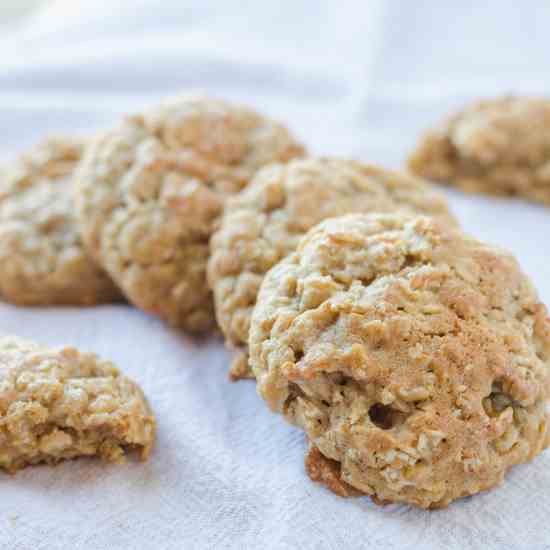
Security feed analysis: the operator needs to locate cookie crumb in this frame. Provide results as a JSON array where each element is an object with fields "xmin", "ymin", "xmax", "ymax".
[{"xmin": 228, "ymin": 350, "xmax": 254, "ymax": 382}]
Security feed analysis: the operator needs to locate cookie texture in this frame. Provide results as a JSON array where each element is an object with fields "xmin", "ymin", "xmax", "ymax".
[
  {"xmin": 249, "ymin": 213, "xmax": 550, "ymax": 508},
  {"xmin": 304, "ymin": 440, "xmax": 362, "ymax": 498},
  {"xmin": 75, "ymin": 94, "xmax": 304, "ymax": 331},
  {"xmin": 0, "ymin": 336, "xmax": 155, "ymax": 473},
  {"xmin": 208, "ymin": 159, "xmax": 457, "ymax": 378},
  {"xmin": 408, "ymin": 97, "xmax": 550, "ymax": 205},
  {"xmin": 0, "ymin": 138, "xmax": 121, "ymax": 306}
]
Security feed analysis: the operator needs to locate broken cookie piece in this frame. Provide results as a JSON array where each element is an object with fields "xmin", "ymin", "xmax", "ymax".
[
  {"xmin": 408, "ymin": 97, "xmax": 550, "ymax": 205},
  {"xmin": 0, "ymin": 336, "xmax": 155, "ymax": 473}
]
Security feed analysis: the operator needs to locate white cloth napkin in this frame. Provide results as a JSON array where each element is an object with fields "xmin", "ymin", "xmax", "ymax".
[{"xmin": 1, "ymin": 2, "xmax": 550, "ymax": 548}]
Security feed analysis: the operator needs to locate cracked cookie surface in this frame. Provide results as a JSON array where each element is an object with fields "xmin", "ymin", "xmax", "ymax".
[
  {"xmin": 249, "ymin": 213, "xmax": 550, "ymax": 508},
  {"xmin": 0, "ymin": 138, "xmax": 121, "ymax": 306},
  {"xmin": 408, "ymin": 97, "xmax": 550, "ymax": 205},
  {"xmin": 74, "ymin": 94, "xmax": 304, "ymax": 332},
  {"xmin": 208, "ymin": 159, "xmax": 457, "ymax": 378},
  {"xmin": 0, "ymin": 336, "xmax": 155, "ymax": 473}
]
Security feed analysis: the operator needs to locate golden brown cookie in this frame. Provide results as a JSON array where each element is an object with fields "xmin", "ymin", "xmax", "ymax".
[
  {"xmin": 408, "ymin": 97, "xmax": 550, "ymax": 205},
  {"xmin": 249, "ymin": 213, "xmax": 550, "ymax": 508},
  {"xmin": 208, "ymin": 159, "xmax": 457, "ymax": 379},
  {"xmin": 75, "ymin": 94, "xmax": 304, "ymax": 332},
  {"xmin": 0, "ymin": 336, "xmax": 155, "ymax": 473},
  {"xmin": 0, "ymin": 138, "xmax": 121, "ymax": 306}
]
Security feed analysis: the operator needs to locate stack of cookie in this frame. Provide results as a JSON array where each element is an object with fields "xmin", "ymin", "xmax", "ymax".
[{"xmin": 1, "ymin": 93, "xmax": 549, "ymax": 510}]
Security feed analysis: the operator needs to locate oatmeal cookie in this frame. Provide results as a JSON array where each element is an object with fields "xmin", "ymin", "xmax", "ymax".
[
  {"xmin": 249, "ymin": 213, "xmax": 550, "ymax": 508},
  {"xmin": 208, "ymin": 159, "xmax": 457, "ymax": 379},
  {"xmin": 74, "ymin": 94, "xmax": 304, "ymax": 332},
  {"xmin": 0, "ymin": 336, "xmax": 155, "ymax": 473},
  {"xmin": 0, "ymin": 138, "xmax": 121, "ymax": 306},
  {"xmin": 408, "ymin": 97, "xmax": 550, "ymax": 205}
]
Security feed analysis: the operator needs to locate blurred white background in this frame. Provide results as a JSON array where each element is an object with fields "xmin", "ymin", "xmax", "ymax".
[
  {"xmin": 1, "ymin": 3, "xmax": 550, "ymax": 550},
  {"xmin": 0, "ymin": 0, "xmax": 47, "ymax": 24}
]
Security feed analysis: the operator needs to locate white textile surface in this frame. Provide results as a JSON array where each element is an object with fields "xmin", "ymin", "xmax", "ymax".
[{"xmin": 1, "ymin": 2, "xmax": 550, "ymax": 549}]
